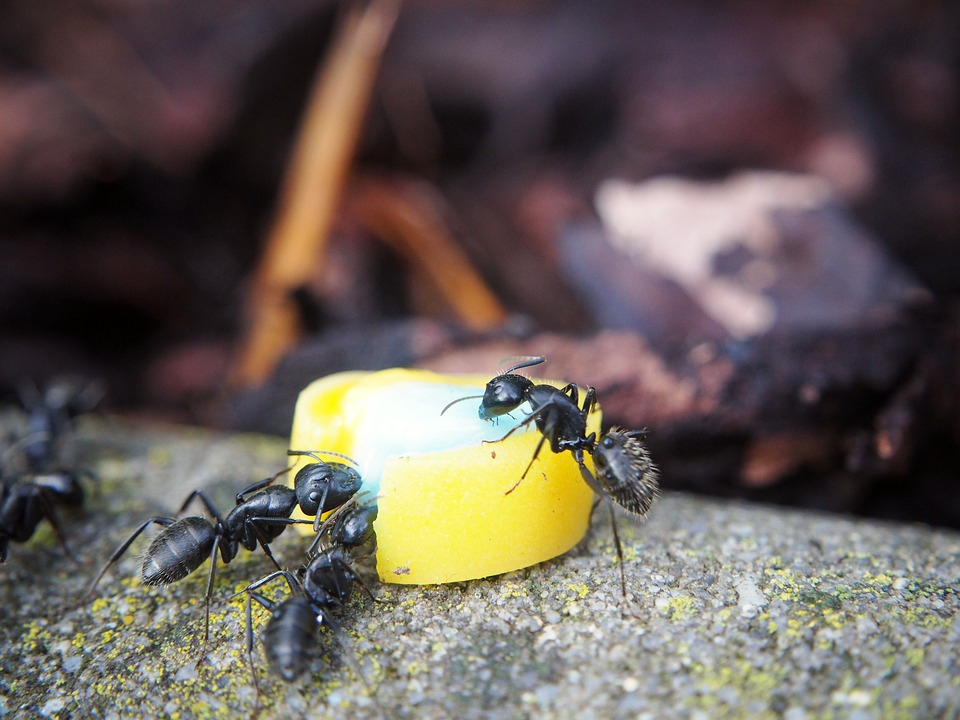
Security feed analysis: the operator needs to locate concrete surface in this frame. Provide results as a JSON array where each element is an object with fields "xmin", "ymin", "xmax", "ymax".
[{"xmin": 1, "ymin": 413, "xmax": 958, "ymax": 719}]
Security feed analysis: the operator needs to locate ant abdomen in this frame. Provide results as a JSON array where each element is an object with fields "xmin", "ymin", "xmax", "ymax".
[
  {"xmin": 291, "ymin": 456, "xmax": 363, "ymax": 517},
  {"xmin": 593, "ymin": 428, "xmax": 660, "ymax": 517},
  {"xmin": 261, "ymin": 595, "xmax": 321, "ymax": 682},
  {"xmin": 141, "ymin": 517, "xmax": 218, "ymax": 586}
]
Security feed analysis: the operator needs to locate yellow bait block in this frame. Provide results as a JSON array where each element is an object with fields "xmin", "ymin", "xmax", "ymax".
[{"xmin": 289, "ymin": 368, "xmax": 600, "ymax": 584}]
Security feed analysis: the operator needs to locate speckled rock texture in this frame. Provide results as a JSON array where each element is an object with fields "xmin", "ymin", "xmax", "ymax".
[{"xmin": 1, "ymin": 414, "xmax": 958, "ymax": 719}]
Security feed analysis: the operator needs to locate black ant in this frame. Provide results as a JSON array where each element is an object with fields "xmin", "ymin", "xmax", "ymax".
[
  {"xmin": 469, "ymin": 358, "xmax": 599, "ymax": 494},
  {"xmin": 445, "ymin": 358, "xmax": 661, "ymax": 600},
  {"xmin": 500, "ymin": 391, "xmax": 660, "ymax": 600},
  {"xmin": 442, "ymin": 356, "xmax": 599, "ymax": 491},
  {"xmin": 0, "ymin": 469, "xmax": 87, "ymax": 563},
  {"xmin": 82, "ymin": 450, "xmax": 364, "ymax": 642},
  {"xmin": 0, "ymin": 378, "xmax": 101, "ymax": 562},
  {"xmin": 499, "ymin": 381, "xmax": 598, "ymax": 493},
  {"xmin": 241, "ymin": 544, "xmax": 379, "ymax": 681},
  {"xmin": 302, "ymin": 491, "xmax": 378, "ymax": 560},
  {"xmin": 236, "ymin": 496, "xmax": 384, "ymax": 714}
]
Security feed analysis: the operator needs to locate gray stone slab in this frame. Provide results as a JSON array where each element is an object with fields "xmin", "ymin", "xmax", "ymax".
[{"xmin": 1, "ymin": 414, "xmax": 958, "ymax": 719}]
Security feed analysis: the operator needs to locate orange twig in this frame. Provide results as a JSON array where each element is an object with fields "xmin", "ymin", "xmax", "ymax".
[
  {"xmin": 230, "ymin": 0, "xmax": 400, "ymax": 388},
  {"xmin": 347, "ymin": 175, "xmax": 508, "ymax": 329}
]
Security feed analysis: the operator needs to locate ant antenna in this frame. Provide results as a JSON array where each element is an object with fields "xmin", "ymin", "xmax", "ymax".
[
  {"xmin": 287, "ymin": 449, "xmax": 359, "ymax": 467},
  {"xmin": 497, "ymin": 356, "xmax": 546, "ymax": 375},
  {"xmin": 439, "ymin": 394, "xmax": 484, "ymax": 416}
]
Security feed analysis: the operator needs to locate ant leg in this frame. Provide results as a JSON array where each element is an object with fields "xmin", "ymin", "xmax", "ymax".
[
  {"xmin": 197, "ymin": 534, "xmax": 222, "ymax": 653},
  {"xmin": 236, "ymin": 466, "xmax": 295, "ymax": 504},
  {"xmin": 578, "ymin": 462, "xmax": 606, "ymax": 520},
  {"xmin": 580, "ymin": 462, "xmax": 638, "ymax": 609},
  {"xmin": 588, "ymin": 495, "xmax": 603, "ymax": 524},
  {"xmin": 331, "ymin": 556, "xmax": 389, "ymax": 606},
  {"xmin": 243, "ymin": 517, "xmax": 303, "ymax": 572},
  {"xmin": 80, "ymin": 516, "xmax": 176, "ymax": 602},
  {"xmin": 32, "ymin": 492, "xmax": 79, "ymax": 562},
  {"xmin": 248, "ymin": 591, "xmax": 280, "ymax": 612},
  {"xmin": 249, "ymin": 570, "xmax": 299, "ymax": 596},
  {"xmin": 249, "ymin": 517, "xmax": 311, "ymax": 531},
  {"xmin": 606, "ymin": 502, "xmax": 640, "ymax": 618},
  {"xmin": 249, "ymin": 516, "xmax": 313, "ymax": 545},
  {"xmin": 230, "ymin": 570, "xmax": 299, "ymax": 607},
  {"xmin": 307, "ymin": 503, "xmax": 350, "ymax": 556},
  {"xmin": 355, "ymin": 574, "xmax": 390, "ymax": 606},
  {"xmin": 489, "ymin": 405, "xmax": 542, "ymax": 444},
  {"xmin": 311, "ymin": 483, "xmax": 333, "ymax": 534},
  {"xmin": 176, "ymin": 490, "xmax": 226, "ymax": 527},
  {"xmin": 244, "ymin": 593, "xmax": 264, "ymax": 714},
  {"xmin": 307, "ymin": 492, "xmax": 373, "ymax": 556},
  {"xmin": 580, "ymin": 387, "xmax": 597, "ymax": 418},
  {"xmin": 606, "ymin": 501, "xmax": 628, "ymax": 602},
  {"xmin": 504, "ymin": 433, "xmax": 549, "ymax": 495},
  {"xmin": 558, "ymin": 383, "xmax": 579, "ymax": 406},
  {"xmin": 578, "ymin": 461, "xmax": 606, "ymax": 497}
]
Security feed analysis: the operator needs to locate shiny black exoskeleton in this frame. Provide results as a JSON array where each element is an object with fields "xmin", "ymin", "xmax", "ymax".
[
  {"xmin": 236, "ymin": 490, "xmax": 382, "ymax": 705},
  {"xmin": 440, "ymin": 356, "xmax": 545, "ymax": 420},
  {"xmin": 304, "ymin": 491, "xmax": 379, "ymax": 560},
  {"xmin": 455, "ymin": 358, "xmax": 661, "ymax": 602},
  {"xmin": 285, "ymin": 450, "xmax": 364, "ymax": 532},
  {"xmin": 84, "ymin": 451, "xmax": 364, "ymax": 640},
  {"xmin": 443, "ymin": 356, "xmax": 600, "ymax": 492},
  {"xmin": 476, "ymin": 356, "xmax": 544, "ymax": 420},
  {"xmin": 494, "ymin": 380, "xmax": 599, "ymax": 494},
  {"xmin": 590, "ymin": 427, "xmax": 660, "ymax": 517},
  {"xmin": 84, "ymin": 480, "xmax": 291, "ymax": 641},
  {"xmin": 242, "ymin": 545, "xmax": 376, "ymax": 682},
  {"xmin": 0, "ymin": 378, "xmax": 101, "ymax": 562},
  {"xmin": 328, "ymin": 502, "xmax": 378, "ymax": 555},
  {"xmin": 468, "ymin": 360, "xmax": 660, "ymax": 516},
  {"xmin": 0, "ymin": 470, "xmax": 85, "ymax": 562},
  {"xmin": 583, "ymin": 426, "xmax": 660, "ymax": 600}
]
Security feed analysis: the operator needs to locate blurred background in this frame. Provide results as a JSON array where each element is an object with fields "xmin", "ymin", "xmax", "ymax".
[{"xmin": 1, "ymin": 1, "xmax": 958, "ymax": 526}]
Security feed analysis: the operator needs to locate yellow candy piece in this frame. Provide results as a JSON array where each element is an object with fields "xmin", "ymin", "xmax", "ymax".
[{"xmin": 288, "ymin": 368, "xmax": 600, "ymax": 584}]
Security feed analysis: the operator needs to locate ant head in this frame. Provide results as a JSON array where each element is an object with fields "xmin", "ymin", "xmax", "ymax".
[
  {"xmin": 333, "ymin": 503, "xmax": 378, "ymax": 548},
  {"xmin": 294, "ymin": 462, "xmax": 363, "ymax": 516},
  {"xmin": 479, "ymin": 375, "xmax": 531, "ymax": 419},
  {"xmin": 477, "ymin": 356, "xmax": 544, "ymax": 419}
]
